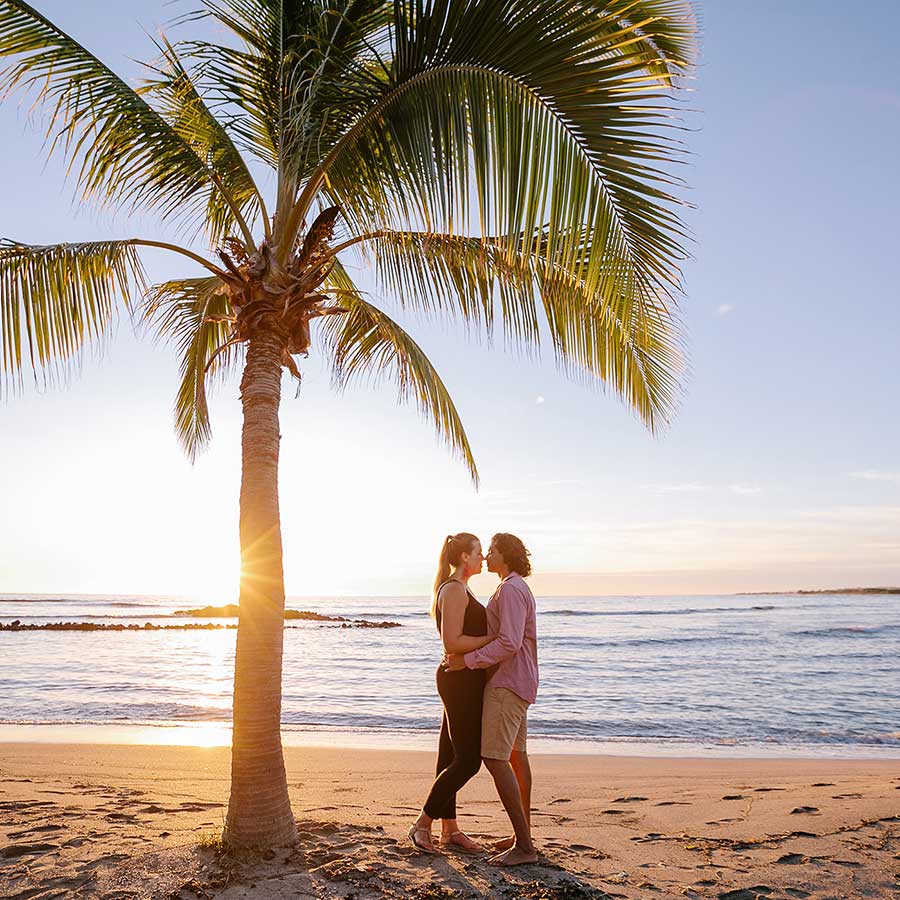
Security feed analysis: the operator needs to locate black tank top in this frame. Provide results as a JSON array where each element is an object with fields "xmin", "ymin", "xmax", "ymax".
[{"xmin": 435, "ymin": 580, "xmax": 487, "ymax": 638}]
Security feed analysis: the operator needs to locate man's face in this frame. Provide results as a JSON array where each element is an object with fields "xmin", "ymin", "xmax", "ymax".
[{"xmin": 486, "ymin": 543, "xmax": 505, "ymax": 574}]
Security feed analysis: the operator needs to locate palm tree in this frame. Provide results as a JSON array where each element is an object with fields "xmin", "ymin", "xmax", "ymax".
[{"xmin": 0, "ymin": 0, "xmax": 696, "ymax": 847}]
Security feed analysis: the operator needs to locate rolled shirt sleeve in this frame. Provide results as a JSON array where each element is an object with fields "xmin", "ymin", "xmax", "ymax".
[{"xmin": 463, "ymin": 582, "xmax": 526, "ymax": 669}]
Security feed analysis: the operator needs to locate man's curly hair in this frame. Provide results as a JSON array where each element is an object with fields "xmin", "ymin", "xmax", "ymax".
[{"xmin": 491, "ymin": 533, "xmax": 532, "ymax": 577}]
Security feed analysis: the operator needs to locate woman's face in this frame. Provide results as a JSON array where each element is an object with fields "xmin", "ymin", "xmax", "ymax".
[{"xmin": 461, "ymin": 540, "xmax": 484, "ymax": 577}]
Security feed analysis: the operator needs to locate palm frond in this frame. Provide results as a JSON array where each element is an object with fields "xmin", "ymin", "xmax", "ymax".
[
  {"xmin": 185, "ymin": 0, "xmax": 392, "ymax": 183},
  {"xmin": 0, "ymin": 0, "xmax": 253, "ymax": 239},
  {"xmin": 318, "ymin": 259, "xmax": 478, "ymax": 485},
  {"xmin": 142, "ymin": 276, "xmax": 239, "ymax": 461},
  {"xmin": 0, "ymin": 239, "xmax": 145, "ymax": 397},
  {"xmin": 357, "ymin": 228, "xmax": 682, "ymax": 430},
  {"xmin": 308, "ymin": 0, "xmax": 696, "ymax": 430},
  {"xmin": 138, "ymin": 37, "xmax": 266, "ymax": 246}
]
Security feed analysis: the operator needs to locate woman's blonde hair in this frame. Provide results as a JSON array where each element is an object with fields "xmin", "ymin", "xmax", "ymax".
[{"xmin": 431, "ymin": 532, "xmax": 479, "ymax": 617}]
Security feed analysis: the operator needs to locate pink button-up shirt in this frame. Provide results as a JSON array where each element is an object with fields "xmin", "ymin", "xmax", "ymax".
[{"xmin": 463, "ymin": 573, "xmax": 539, "ymax": 704}]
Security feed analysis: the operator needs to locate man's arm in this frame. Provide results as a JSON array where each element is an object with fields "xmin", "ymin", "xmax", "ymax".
[{"xmin": 462, "ymin": 584, "xmax": 527, "ymax": 669}]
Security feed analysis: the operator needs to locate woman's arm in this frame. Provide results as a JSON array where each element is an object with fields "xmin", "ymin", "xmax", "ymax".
[{"xmin": 439, "ymin": 585, "xmax": 493, "ymax": 655}]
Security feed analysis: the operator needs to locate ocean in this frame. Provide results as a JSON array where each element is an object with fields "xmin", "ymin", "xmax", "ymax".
[{"xmin": 1, "ymin": 592, "xmax": 898, "ymax": 756}]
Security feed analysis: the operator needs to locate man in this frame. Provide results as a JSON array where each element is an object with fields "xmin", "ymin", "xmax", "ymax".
[{"xmin": 444, "ymin": 532, "xmax": 539, "ymax": 866}]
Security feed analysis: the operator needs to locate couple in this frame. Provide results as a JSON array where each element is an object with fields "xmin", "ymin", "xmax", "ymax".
[{"xmin": 408, "ymin": 532, "xmax": 539, "ymax": 867}]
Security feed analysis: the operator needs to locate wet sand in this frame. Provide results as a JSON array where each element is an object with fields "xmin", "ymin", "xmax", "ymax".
[{"xmin": 0, "ymin": 742, "xmax": 898, "ymax": 899}]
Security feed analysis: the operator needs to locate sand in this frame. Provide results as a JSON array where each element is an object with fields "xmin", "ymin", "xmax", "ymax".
[{"xmin": 1, "ymin": 742, "xmax": 898, "ymax": 899}]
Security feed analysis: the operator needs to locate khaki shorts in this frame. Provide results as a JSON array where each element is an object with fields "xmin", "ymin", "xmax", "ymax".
[{"xmin": 481, "ymin": 686, "xmax": 529, "ymax": 760}]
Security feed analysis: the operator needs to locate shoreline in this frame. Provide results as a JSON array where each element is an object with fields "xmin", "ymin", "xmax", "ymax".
[
  {"xmin": 2, "ymin": 742, "xmax": 898, "ymax": 899},
  {"xmin": 2, "ymin": 722, "xmax": 900, "ymax": 760}
]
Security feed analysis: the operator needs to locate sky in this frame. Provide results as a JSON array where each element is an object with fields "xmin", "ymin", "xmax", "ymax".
[{"xmin": 1, "ymin": 1, "xmax": 899, "ymax": 600}]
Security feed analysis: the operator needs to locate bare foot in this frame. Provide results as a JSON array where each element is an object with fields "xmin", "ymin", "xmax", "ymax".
[
  {"xmin": 492, "ymin": 835, "xmax": 515, "ymax": 852},
  {"xmin": 440, "ymin": 830, "xmax": 484, "ymax": 853},
  {"xmin": 490, "ymin": 846, "xmax": 538, "ymax": 866}
]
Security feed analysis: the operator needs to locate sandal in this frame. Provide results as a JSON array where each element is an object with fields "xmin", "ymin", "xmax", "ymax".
[
  {"xmin": 439, "ymin": 830, "xmax": 484, "ymax": 854},
  {"xmin": 408, "ymin": 824, "xmax": 442, "ymax": 854}
]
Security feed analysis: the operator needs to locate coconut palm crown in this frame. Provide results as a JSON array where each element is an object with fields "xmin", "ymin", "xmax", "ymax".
[{"xmin": 0, "ymin": 0, "xmax": 696, "ymax": 848}]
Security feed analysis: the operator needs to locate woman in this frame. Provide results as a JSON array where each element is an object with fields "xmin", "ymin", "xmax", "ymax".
[{"xmin": 408, "ymin": 533, "xmax": 494, "ymax": 854}]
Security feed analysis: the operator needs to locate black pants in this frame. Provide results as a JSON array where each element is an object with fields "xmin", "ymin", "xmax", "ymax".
[{"xmin": 423, "ymin": 666, "xmax": 485, "ymax": 819}]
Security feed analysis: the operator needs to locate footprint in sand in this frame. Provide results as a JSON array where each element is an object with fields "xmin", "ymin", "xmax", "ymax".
[
  {"xmin": 0, "ymin": 800, "xmax": 55, "ymax": 811},
  {"xmin": 718, "ymin": 887, "xmax": 776, "ymax": 900},
  {"xmin": 0, "ymin": 842, "xmax": 59, "ymax": 859},
  {"xmin": 63, "ymin": 837, "xmax": 93, "ymax": 848},
  {"xmin": 7, "ymin": 823, "xmax": 64, "ymax": 838},
  {"xmin": 77, "ymin": 852, "xmax": 130, "ymax": 872}
]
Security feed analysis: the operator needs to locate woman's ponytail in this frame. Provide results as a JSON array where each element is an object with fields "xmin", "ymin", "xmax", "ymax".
[{"xmin": 431, "ymin": 535, "xmax": 454, "ymax": 617}]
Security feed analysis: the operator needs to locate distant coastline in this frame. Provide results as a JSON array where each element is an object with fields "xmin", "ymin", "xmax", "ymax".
[
  {"xmin": 174, "ymin": 604, "xmax": 400, "ymax": 626},
  {"xmin": 748, "ymin": 587, "xmax": 900, "ymax": 596}
]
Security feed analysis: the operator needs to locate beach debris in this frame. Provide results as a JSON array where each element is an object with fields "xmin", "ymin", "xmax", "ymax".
[
  {"xmin": 503, "ymin": 880, "xmax": 618, "ymax": 900},
  {"xmin": 406, "ymin": 887, "xmax": 468, "ymax": 899}
]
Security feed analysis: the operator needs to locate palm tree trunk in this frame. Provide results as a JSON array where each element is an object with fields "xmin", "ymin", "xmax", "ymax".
[{"xmin": 224, "ymin": 327, "xmax": 296, "ymax": 848}]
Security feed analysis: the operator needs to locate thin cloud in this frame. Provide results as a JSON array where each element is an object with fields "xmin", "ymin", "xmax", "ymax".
[
  {"xmin": 535, "ymin": 395, "xmax": 545, "ymax": 405},
  {"xmin": 730, "ymin": 484, "xmax": 762, "ymax": 496},
  {"xmin": 851, "ymin": 470, "xmax": 900, "ymax": 485},
  {"xmin": 716, "ymin": 303, "xmax": 734, "ymax": 316},
  {"xmin": 644, "ymin": 482, "xmax": 708, "ymax": 495}
]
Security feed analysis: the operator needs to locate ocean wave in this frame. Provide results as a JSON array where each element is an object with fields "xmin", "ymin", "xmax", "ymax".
[
  {"xmin": 539, "ymin": 605, "xmax": 776, "ymax": 618},
  {"xmin": 539, "ymin": 633, "xmax": 741, "ymax": 650},
  {"xmin": 0, "ymin": 597, "xmax": 156, "ymax": 607},
  {"xmin": 790, "ymin": 624, "xmax": 900, "ymax": 638}
]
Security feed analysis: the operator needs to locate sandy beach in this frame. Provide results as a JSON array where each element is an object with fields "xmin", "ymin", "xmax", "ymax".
[{"xmin": 1, "ymin": 743, "xmax": 898, "ymax": 899}]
